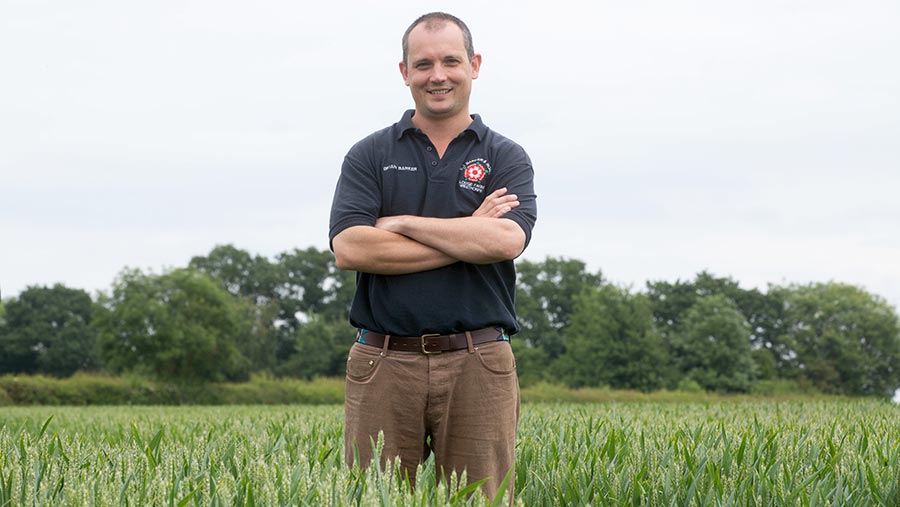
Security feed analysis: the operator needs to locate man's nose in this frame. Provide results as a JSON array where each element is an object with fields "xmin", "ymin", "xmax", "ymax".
[{"xmin": 430, "ymin": 64, "xmax": 448, "ymax": 82}]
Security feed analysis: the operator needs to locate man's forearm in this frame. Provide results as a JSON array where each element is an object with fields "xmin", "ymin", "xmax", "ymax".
[
  {"xmin": 332, "ymin": 189, "xmax": 522, "ymax": 273},
  {"xmin": 332, "ymin": 225, "xmax": 458, "ymax": 275},
  {"xmin": 376, "ymin": 215, "xmax": 526, "ymax": 264}
]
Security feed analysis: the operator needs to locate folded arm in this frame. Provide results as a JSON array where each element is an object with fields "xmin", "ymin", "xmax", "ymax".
[
  {"xmin": 332, "ymin": 226, "xmax": 457, "ymax": 274},
  {"xmin": 332, "ymin": 188, "xmax": 521, "ymax": 274},
  {"xmin": 375, "ymin": 215, "xmax": 525, "ymax": 264}
]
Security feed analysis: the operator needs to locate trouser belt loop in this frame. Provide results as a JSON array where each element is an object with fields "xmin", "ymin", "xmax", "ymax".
[
  {"xmin": 465, "ymin": 331, "xmax": 475, "ymax": 353},
  {"xmin": 382, "ymin": 334, "xmax": 391, "ymax": 356}
]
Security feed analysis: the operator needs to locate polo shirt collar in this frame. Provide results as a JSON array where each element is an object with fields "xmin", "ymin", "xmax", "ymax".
[{"xmin": 396, "ymin": 110, "xmax": 487, "ymax": 142}]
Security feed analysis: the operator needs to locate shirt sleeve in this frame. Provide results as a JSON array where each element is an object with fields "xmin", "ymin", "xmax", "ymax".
[
  {"xmin": 328, "ymin": 144, "xmax": 382, "ymax": 251},
  {"xmin": 487, "ymin": 146, "xmax": 537, "ymax": 251}
]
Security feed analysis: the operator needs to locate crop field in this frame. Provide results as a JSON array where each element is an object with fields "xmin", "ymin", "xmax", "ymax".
[{"xmin": 1, "ymin": 401, "xmax": 899, "ymax": 506}]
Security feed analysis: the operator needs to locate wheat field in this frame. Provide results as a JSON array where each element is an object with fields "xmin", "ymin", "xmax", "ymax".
[{"xmin": 1, "ymin": 401, "xmax": 898, "ymax": 506}]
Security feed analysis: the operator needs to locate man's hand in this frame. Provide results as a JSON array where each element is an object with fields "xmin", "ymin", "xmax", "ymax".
[
  {"xmin": 337, "ymin": 186, "xmax": 525, "ymax": 274},
  {"xmin": 472, "ymin": 187, "xmax": 519, "ymax": 218},
  {"xmin": 376, "ymin": 187, "xmax": 519, "ymax": 233},
  {"xmin": 372, "ymin": 186, "xmax": 525, "ymax": 264}
]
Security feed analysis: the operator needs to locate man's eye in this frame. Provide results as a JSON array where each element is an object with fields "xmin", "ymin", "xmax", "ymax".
[{"xmin": 416, "ymin": 63, "xmax": 431, "ymax": 69}]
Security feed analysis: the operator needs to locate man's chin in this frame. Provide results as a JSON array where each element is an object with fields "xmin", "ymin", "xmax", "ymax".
[{"xmin": 422, "ymin": 105, "xmax": 459, "ymax": 120}]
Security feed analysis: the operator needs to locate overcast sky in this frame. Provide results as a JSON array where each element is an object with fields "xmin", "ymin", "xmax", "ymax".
[{"xmin": 2, "ymin": 0, "xmax": 899, "ymax": 311}]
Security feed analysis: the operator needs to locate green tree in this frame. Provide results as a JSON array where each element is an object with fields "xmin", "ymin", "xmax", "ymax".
[
  {"xmin": 513, "ymin": 258, "xmax": 603, "ymax": 381},
  {"xmin": 556, "ymin": 284, "xmax": 667, "ymax": 391},
  {"xmin": 0, "ymin": 299, "xmax": 5, "ymax": 360},
  {"xmin": 647, "ymin": 272, "xmax": 791, "ymax": 382},
  {"xmin": 276, "ymin": 314, "xmax": 352, "ymax": 378},
  {"xmin": 673, "ymin": 295, "xmax": 755, "ymax": 392},
  {"xmin": 190, "ymin": 245, "xmax": 282, "ymax": 372},
  {"xmin": 0, "ymin": 285, "xmax": 99, "ymax": 377},
  {"xmin": 189, "ymin": 245, "xmax": 356, "ymax": 369},
  {"xmin": 782, "ymin": 283, "xmax": 900, "ymax": 397},
  {"xmin": 275, "ymin": 247, "xmax": 354, "ymax": 323},
  {"xmin": 271, "ymin": 247, "xmax": 355, "ymax": 364},
  {"xmin": 510, "ymin": 339, "xmax": 550, "ymax": 387},
  {"xmin": 515, "ymin": 258, "xmax": 604, "ymax": 354},
  {"xmin": 648, "ymin": 272, "xmax": 765, "ymax": 342},
  {"xmin": 189, "ymin": 244, "xmax": 278, "ymax": 303},
  {"xmin": 231, "ymin": 295, "xmax": 282, "ymax": 374},
  {"xmin": 95, "ymin": 268, "xmax": 248, "ymax": 382},
  {"xmin": 742, "ymin": 287, "xmax": 792, "ymax": 379}
]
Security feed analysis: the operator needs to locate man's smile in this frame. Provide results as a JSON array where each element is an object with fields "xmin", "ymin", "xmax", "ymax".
[{"xmin": 428, "ymin": 89, "xmax": 452, "ymax": 95}]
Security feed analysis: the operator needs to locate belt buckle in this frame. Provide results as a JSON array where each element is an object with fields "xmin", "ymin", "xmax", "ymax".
[{"xmin": 421, "ymin": 333, "xmax": 441, "ymax": 354}]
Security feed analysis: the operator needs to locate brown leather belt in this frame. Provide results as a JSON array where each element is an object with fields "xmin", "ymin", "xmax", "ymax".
[{"xmin": 356, "ymin": 327, "xmax": 505, "ymax": 354}]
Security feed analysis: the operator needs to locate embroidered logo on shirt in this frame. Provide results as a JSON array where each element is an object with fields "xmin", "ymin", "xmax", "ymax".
[
  {"xmin": 459, "ymin": 158, "xmax": 491, "ymax": 193},
  {"xmin": 463, "ymin": 161, "xmax": 488, "ymax": 182},
  {"xmin": 382, "ymin": 164, "xmax": 418, "ymax": 172}
]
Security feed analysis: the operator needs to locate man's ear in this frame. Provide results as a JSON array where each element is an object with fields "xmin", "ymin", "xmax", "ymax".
[
  {"xmin": 399, "ymin": 61, "xmax": 410, "ymax": 86},
  {"xmin": 471, "ymin": 53, "xmax": 482, "ymax": 79}
]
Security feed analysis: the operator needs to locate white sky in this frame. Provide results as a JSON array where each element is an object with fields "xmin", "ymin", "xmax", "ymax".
[{"xmin": 2, "ymin": 0, "xmax": 899, "ymax": 311}]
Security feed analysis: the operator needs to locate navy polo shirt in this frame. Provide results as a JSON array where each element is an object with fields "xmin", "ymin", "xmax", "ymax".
[{"xmin": 329, "ymin": 110, "xmax": 537, "ymax": 336}]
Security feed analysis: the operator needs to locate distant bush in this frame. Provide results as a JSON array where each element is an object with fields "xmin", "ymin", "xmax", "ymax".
[
  {"xmin": 0, "ymin": 373, "xmax": 344, "ymax": 405},
  {"xmin": 750, "ymin": 378, "xmax": 817, "ymax": 396},
  {"xmin": 0, "ymin": 373, "xmax": 175, "ymax": 405},
  {"xmin": 209, "ymin": 375, "xmax": 344, "ymax": 405},
  {"xmin": 676, "ymin": 378, "xmax": 704, "ymax": 393},
  {"xmin": 519, "ymin": 381, "xmax": 833, "ymax": 404},
  {"xmin": 0, "ymin": 374, "xmax": 837, "ymax": 406},
  {"xmin": 521, "ymin": 382, "xmax": 720, "ymax": 403}
]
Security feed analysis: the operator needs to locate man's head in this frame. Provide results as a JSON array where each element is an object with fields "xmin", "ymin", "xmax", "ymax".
[
  {"xmin": 402, "ymin": 12, "xmax": 475, "ymax": 66},
  {"xmin": 399, "ymin": 13, "xmax": 481, "ymax": 124}
]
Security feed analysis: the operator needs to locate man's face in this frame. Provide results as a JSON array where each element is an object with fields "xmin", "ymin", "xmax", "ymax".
[{"xmin": 400, "ymin": 22, "xmax": 481, "ymax": 123}]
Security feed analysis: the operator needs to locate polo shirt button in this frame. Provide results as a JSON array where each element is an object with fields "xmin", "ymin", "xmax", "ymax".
[
  {"xmin": 426, "ymin": 146, "xmax": 433, "ymax": 152},
  {"xmin": 431, "ymin": 161, "xmax": 437, "ymax": 166}
]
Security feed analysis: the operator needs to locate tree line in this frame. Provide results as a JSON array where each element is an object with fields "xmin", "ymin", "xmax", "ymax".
[{"xmin": 2, "ymin": 245, "xmax": 899, "ymax": 398}]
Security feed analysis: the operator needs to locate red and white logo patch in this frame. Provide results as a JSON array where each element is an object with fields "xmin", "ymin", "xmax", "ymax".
[
  {"xmin": 464, "ymin": 162, "xmax": 488, "ymax": 182},
  {"xmin": 459, "ymin": 158, "xmax": 491, "ymax": 193}
]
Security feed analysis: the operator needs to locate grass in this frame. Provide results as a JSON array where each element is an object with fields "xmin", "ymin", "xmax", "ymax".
[{"xmin": 1, "ymin": 400, "xmax": 898, "ymax": 506}]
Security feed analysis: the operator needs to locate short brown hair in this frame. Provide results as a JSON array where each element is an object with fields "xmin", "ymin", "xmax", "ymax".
[{"xmin": 402, "ymin": 12, "xmax": 475, "ymax": 65}]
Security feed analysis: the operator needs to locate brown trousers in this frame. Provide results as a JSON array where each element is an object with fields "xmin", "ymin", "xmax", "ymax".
[{"xmin": 344, "ymin": 336, "xmax": 519, "ymax": 503}]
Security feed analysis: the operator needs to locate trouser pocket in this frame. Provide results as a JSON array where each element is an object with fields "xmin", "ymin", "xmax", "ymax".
[
  {"xmin": 346, "ymin": 342, "xmax": 383, "ymax": 383},
  {"xmin": 474, "ymin": 340, "xmax": 516, "ymax": 375}
]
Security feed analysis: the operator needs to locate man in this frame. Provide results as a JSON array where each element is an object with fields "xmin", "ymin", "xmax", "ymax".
[{"xmin": 328, "ymin": 12, "xmax": 537, "ymax": 501}]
